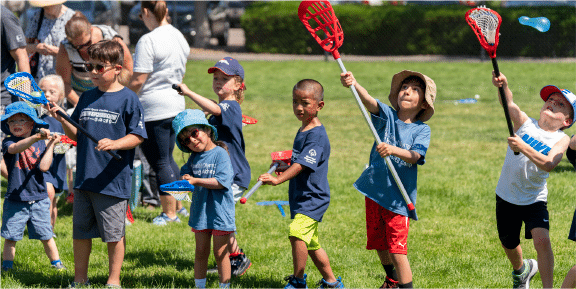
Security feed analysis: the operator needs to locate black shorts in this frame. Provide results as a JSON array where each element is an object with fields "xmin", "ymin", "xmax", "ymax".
[
  {"xmin": 496, "ymin": 195, "xmax": 549, "ymax": 249},
  {"xmin": 569, "ymin": 207, "xmax": 576, "ymax": 242}
]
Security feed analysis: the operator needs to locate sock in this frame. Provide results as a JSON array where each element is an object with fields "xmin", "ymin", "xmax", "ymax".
[
  {"xmin": 219, "ymin": 282, "xmax": 230, "ymax": 288},
  {"xmin": 399, "ymin": 281, "xmax": 413, "ymax": 288},
  {"xmin": 195, "ymin": 278, "xmax": 206, "ymax": 288},
  {"xmin": 50, "ymin": 259, "xmax": 62, "ymax": 266},
  {"xmin": 2, "ymin": 260, "xmax": 14, "ymax": 269},
  {"xmin": 513, "ymin": 262, "xmax": 526, "ymax": 275},
  {"xmin": 383, "ymin": 264, "xmax": 398, "ymax": 281}
]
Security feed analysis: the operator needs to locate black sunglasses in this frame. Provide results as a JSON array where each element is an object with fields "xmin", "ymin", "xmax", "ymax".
[
  {"xmin": 181, "ymin": 129, "xmax": 201, "ymax": 146},
  {"xmin": 72, "ymin": 38, "xmax": 92, "ymax": 50}
]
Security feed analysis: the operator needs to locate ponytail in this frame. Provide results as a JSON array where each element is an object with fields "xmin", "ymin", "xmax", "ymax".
[{"xmin": 141, "ymin": 1, "xmax": 168, "ymax": 24}]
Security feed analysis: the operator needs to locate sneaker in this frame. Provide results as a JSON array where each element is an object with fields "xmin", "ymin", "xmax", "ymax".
[
  {"xmin": 1, "ymin": 266, "xmax": 11, "ymax": 272},
  {"xmin": 69, "ymin": 280, "xmax": 90, "ymax": 288},
  {"xmin": 512, "ymin": 259, "xmax": 538, "ymax": 289},
  {"xmin": 285, "ymin": 274, "xmax": 307, "ymax": 289},
  {"xmin": 230, "ymin": 249, "xmax": 251, "ymax": 276},
  {"xmin": 105, "ymin": 284, "xmax": 122, "ymax": 289},
  {"xmin": 66, "ymin": 192, "xmax": 74, "ymax": 204},
  {"xmin": 152, "ymin": 212, "xmax": 181, "ymax": 226},
  {"xmin": 177, "ymin": 207, "xmax": 190, "ymax": 217},
  {"xmin": 380, "ymin": 276, "xmax": 399, "ymax": 288},
  {"xmin": 317, "ymin": 276, "xmax": 345, "ymax": 288},
  {"xmin": 51, "ymin": 261, "xmax": 66, "ymax": 271}
]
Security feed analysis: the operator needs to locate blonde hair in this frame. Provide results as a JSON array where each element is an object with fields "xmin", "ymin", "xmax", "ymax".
[
  {"xmin": 39, "ymin": 74, "xmax": 65, "ymax": 106},
  {"xmin": 233, "ymin": 75, "xmax": 245, "ymax": 104},
  {"xmin": 65, "ymin": 11, "xmax": 91, "ymax": 40}
]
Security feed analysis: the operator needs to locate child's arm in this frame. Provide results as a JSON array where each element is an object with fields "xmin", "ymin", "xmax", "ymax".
[
  {"xmin": 6, "ymin": 128, "xmax": 51, "ymax": 154},
  {"xmin": 492, "ymin": 71, "xmax": 529, "ymax": 132},
  {"xmin": 181, "ymin": 174, "xmax": 224, "ymax": 190},
  {"xmin": 38, "ymin": 134, "xmax": 60, "ymax": 172},
  {"xmin": 46, "ymin": 102, "xmax": 78, "ymax": 141},
  {"xmin": 174, "ymin": 83, "xmax": 222, "ymax": 116},
  {"xmin": 95, "ymin": 134, "xmax": 144, "ymax": 152},
  {"xmin": 340, "ymin": 71, "xmax": 379, "ymax": 115},
  {"xmin": 376, "ymin": 142, "xmax": 422, "ymax": 165},
  {"xmin": 508, "ymin": 134, "xmax": 570, "ymax": 172},
  {"xmin": 258, "ymin": 162, "xmax": 303, "ymax": 186}
]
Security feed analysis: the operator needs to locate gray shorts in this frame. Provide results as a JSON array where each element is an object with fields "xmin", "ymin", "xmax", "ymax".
[{"xmin": 73, "ymin": 190, "xmax": 127, "ymax": 242}]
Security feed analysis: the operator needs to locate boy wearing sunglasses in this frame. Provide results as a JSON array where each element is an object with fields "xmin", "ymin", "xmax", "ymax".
[{"xmin": 48, "ymin": 40, "xmax": 146, "ymax": 288}]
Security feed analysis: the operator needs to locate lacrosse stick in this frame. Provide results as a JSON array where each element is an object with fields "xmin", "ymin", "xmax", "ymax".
[
  {"xmin": 53, "ymin": 134, "xmax": 77, "ymax": 155},
  {"xmin": 298, "ymin": 1, "xmax": 416, "ymax": 217},
  {"xmin": 242, "ymin": 115, "xmax": 258, "ymax": 126},
  {"xmin": 466, "ymin": 7, "xmax": 518, "ymax": 155},
  {"xmin": 4, "ymin": 72, "xmax": 123, "ymax": 160},
  {"xmin": 240, "ymin": 150, "xmax": 292, "ymax": 204},
  {"xmin": 160, "ymin": 180, "xmax": 195, "ymax": 202},
  {"xmin": 257, "ymin": 201, "xmax": 290, "ymax": 217}
]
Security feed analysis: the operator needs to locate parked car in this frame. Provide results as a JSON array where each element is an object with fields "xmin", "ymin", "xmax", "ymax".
[
  {"xmin": 20, "ymin": 1, "xmax": 121, "ymax": 32},
  {"xmin": 223, "ymin": 1, "xmax": 250, "ymax": 28},
  {"xmin": 128, "ymin": 1, "xmax": 230, "ymax": 46}
]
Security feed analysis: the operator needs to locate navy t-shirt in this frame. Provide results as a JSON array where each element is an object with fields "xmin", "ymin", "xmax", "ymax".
[
  {"xmin": 208, "ymin": 100, "xmax": 251, "ymax": 188},
  {"xmin": 288, "ymin": 125, "xmax": 331, "ymax": 222},
  {"xmin": 2, "ymin": 136, "xmax": 48, "ymax": 201},
  {"xmin": 1, "ymin": 6, "xmax": 28, "ymax": 105},
  {"xmin": 42, "ymin": 115, "xmax": 67, "ymax": 191},
  {"xmin": 71, "ymin": 87, "xmax": 147, "ymax": 199}
]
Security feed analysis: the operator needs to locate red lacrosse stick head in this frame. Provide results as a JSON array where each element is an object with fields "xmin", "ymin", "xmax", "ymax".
[
  {"xmin": 242, "ymin": 114, "xmax": 258, "ymax": 125},
  {"xmin": 298, "ymin": 1, "xmax": 344, "ymax": 59},
  {"xmin": 60, "ymin": 135, "xmax": 77, "ymax": 146},
  {"xmin": 465, "ymin": 7, "xmax": 502, "ymax": 58}
]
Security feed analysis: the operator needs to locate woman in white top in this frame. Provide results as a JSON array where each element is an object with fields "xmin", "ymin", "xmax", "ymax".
[{"xmin": 128, "ymin": 0, "xmax": 190, "ymax": 226}]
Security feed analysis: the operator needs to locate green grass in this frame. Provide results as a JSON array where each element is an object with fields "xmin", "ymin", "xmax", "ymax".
[{"xmin": 2, "ymin": 59, "xmax": 576, "ymax": 288}]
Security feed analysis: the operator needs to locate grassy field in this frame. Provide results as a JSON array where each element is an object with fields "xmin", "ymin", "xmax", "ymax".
[{"xmin": 1, "ymin": 59, "xmax": 576, "ymax": 288}]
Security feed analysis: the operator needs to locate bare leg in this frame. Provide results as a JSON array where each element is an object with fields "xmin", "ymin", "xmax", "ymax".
[
  {"xmin": 532, "ymin": 228, "xmax": 553, "ymax": 288},
  {"xmin": 389, "ymin": 253, "xmax": 412, "ymax": 284},
  {"xmin": 309, "ymin": 248, "xmax": 337, "ymax": 283},
  {"xmin": 229, "ymin": 233, "xmax": 240, "ymax": 254},
  {"xmin": 160, "ymin": 195, "xmax": 177, "ymax": 219},
  {"xmin": 214, "ymin": 234, "xmax": 232, "ymax": 284},
  {"xmin": 41, "ymin": 238, "xmax": 60, "ymax": 261},
  {"xmin": 562, "ymin": 264, "xmax": 576, "ymax": 288},
  {"xmin": 73, "ymin": 238, "xmax": 92, "ymax": 284},
  {"xmin": 106, "ymin": 237, "xmax": 125, "ymax": 286},
  {"xmin": 46, "ymin": 182, "xmax": 57, "ymax": 229},
  {"xmin": 503, "ymin": 243, "xmax": 524, "ymax": 271},
  {"xmin": 195, "ymin": 232, "xmax": 212, "ymax": 280},
  {"xmin": 2, "ymin": 239, "xmax": 16, "ymax": 262},
  {"xmin": 290, "ymin": 236, "xmax": 308, "ymax": 279}
]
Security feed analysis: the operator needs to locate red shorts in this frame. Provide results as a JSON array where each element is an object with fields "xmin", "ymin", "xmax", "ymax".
[
  {"xmin": 191, "ymin": 228, "xmax": 234, "ymax": 236},
  {"xmin": 365, "ymin": 197, "xmax": 410, "ymax": 255}
]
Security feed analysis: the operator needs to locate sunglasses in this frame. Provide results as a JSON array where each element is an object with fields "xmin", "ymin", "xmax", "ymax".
[
  {"xmin": 181, "ymin": 129, "xmax": 201, "ymax": 146},
  {"xmin": 72, "ymin": 38, "xmax": 92, "ymax": 50},
  {"xmin": 85, "ymin": 63, "xmax": 117, "ymax": 74}
]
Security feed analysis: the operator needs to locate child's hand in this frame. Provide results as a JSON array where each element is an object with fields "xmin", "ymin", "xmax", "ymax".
[
  {"xmin": 507, "ymin": 134, "xmax": 525, "ymax": 153},
  {"xmin": 35, "ymin": 128, "xmax": 51, "ymax": 140},
  {"xmin": 182, "ymin": 174, "xmax": 196, "ymax": 185},
  {"xmin": 273, "ymin": 161, "xmax": 290, "ymax": 175},
  {"xmin": 258, "ymin": 173, "xmax": 279, "ymax": 186},
  {"xmin": 46, "ymin": 102, "xmax": 67, "ymax": 122},
  {"xmin": 174, "ymin": 83, "xmax": 193, "ymax": 96},
  {"xmin": 95, "ymin": 138, "xmax": 118, "ymax": 152},
  {"xmin": 340, "ymin": 71, "xmax": 356, "ymax": 88},
  {"xmin": 492, "ymin": 71, "xmax": 508, "ymax": 88},
  {"xmin": 376, "ymin": 142, "xmax": 396, "ymax": 158}
]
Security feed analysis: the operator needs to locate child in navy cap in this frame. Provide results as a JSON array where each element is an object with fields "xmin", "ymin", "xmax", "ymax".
[
  {"xmin": 1, "ymin": 101, "xmax": 65, "ymax": 272},
  {"xmin": 174, "ymin": 56, "xmax": 252, "ymax": 276}
]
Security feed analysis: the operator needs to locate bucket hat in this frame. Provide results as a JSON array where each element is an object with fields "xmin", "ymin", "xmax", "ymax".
[
  {"xmin": 1, "ymin": 101, "xmax": 48, "ymax": 135},
  {"xmin": 540, "ymin": 85, "xmax": 576, "ymax": 128},
  {"xmin": 29, "ymin": 0, "xmax": 66, "ymax": 7},
  {"xmin": 388, "ymin": 70, "xmax": 436, "ymax": 122},
  {"xmin": 172, "ymin": 109, "xmax": 218, "ymax": 153}
]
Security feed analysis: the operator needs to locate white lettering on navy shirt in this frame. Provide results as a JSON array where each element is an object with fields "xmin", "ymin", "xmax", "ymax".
[
  {"xmin": 220, "ymin": 103, "xmax": 230, "ymax": 112},
  {"xmin": 304, "ymin": 149, "xmax": 317, "ymax": 164},
  {"xmin": 79, "ymin": 108, "xmax": 120, "ymax": 124}
]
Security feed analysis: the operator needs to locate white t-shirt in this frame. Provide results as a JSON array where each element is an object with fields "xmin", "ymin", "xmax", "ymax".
[
  {"xmin": 133, "ymin": 24, "xmax": 189, "ymax": 122},
  {"xmin": 495, "ymin": 117, "xmax": 567, "ymax": 205}
]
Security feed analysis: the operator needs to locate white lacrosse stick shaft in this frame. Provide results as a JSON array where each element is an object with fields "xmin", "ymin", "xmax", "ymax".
[
  {"xmin": 240, "ymin": 162, "xmax": 280, "ymax": 204},
  {"xmin": 336, "ymin": 58, "xmax": 415, "ymax": 211}
]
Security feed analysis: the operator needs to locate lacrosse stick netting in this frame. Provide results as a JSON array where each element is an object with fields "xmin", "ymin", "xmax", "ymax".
[
  {"xmin": 465, "ymin": 7, "xmax": 501, "ymax": 58},
  {"xmin": 298, "ymin": 1, "xmax": 344, "ymax": 58},
  {"xmin": 4, "ymin": 73, "xmax": 47, "ymax": 109}
]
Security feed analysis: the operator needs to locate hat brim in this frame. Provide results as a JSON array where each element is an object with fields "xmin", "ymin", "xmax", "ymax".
[
  {"xmin": 388, "ymin": 70, "xmax": 436, "ymax": 122},
  {"xmin": 540, "ymin": 85, "xmax": 576, "ymax": 128},
  {"xmin": 1, "ymin": 112, "xmax": 48, "ymax": 135},
  {"xmin": 29, "ymin": 0, "xmax": 66, "ymax": 7}
]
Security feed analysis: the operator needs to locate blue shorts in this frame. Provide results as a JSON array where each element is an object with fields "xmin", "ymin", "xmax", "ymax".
[{"xmin": 1, "ymin": 198, "xmax": 53, "ymax": 241}]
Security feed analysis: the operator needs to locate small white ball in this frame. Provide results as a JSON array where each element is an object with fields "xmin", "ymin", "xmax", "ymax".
[
  {"xmin": 31, "ymin": 91, "xmax": 42, "ymax": 97},
  {"xmin": 475, "ymin": 94, "xmax": 480, "ymax": 99}
]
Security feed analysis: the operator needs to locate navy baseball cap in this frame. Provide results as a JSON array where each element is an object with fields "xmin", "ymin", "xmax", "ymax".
[
  {"xmin": 208, "ymin": 57, "xmax": 244, "ymax": 80},
  {"xmin": 540, "ymin": 85, "xmax": 576, "ymax": 128}
]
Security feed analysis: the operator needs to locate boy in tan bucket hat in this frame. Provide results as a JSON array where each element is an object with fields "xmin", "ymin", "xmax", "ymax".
[{"xmin": 341, "ymin": 70, "xmax": 436, "ymax": 289}]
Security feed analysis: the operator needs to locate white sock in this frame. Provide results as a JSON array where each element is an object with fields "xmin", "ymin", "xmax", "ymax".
[
  {"xmin": 219, "ymin": 282, "xmax": 230, "ymax": 288},
  {"xmin": 195, "ymin": 278, "xmax": 206, "ymax": 288}
]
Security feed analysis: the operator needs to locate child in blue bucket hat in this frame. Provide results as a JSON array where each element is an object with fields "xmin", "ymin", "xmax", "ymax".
[
  {"xmin": 172, "ymin": 109, "xmax": 236, "ymax": 288},
  {"xmin": 1, "ymin": 101, "xmax": 66, "ymax": 272}
]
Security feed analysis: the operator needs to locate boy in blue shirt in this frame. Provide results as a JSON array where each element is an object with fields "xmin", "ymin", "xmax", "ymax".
[
  {"xmin": 341, "ymin": 70, "xmax": 436, "ymax": 288},
  {"xmin": 48, "ymin": 40, "xmax": 146, "ymax": 288},
  {"xmin": 1, "ymin": 101, "xmax": 65, "ymax": 272},
  {"xmin": 259, "ymin": 79, "xmax": 344, "ymax": 289}
]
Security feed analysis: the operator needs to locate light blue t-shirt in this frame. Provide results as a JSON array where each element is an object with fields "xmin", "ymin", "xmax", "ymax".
[
  {"xmin": 181, "ymin": 146, "xmax": 235, "ymax": 231},
  {"xmin": 354, "ymin": 100, "xmax": 430, "ymax": 220},
  {"xmin": 288, "ymin": 125, "xmax": 331, "ymax": 222}
]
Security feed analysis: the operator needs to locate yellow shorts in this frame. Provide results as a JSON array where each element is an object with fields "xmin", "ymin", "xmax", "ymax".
[{"xmin": 289, "ymin": 213, "xmax": 321, "ymax": 251}]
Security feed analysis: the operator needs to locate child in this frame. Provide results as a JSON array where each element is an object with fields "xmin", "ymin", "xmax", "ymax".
[
  {"xmin": 1, "ymin": 101, "xmax": 65, "ymax": 272},
  {"xmin": 47, "ymin": 40, "xmax": 146, "ymax": 288},
  {"xmin": 492, "ymin": 73, "xmax": 575, "ymax": 288},
  {"xmin": 38, "ymin": 74, "xmax": 68, "ymax": 232},
  {"xmin": 258, "ymin": 79, "xmax": 345, "ymax": 289},
  {"xmin": 175, "ymin": 56, "xmax": 251, "ymax": 276},
  {"xmin": 172, "ymin": 109, "xmax": 235, "ymax": 288},
  {"xmin": 340, "ymin": 70, "xmax": 437, "ymax": 288}
]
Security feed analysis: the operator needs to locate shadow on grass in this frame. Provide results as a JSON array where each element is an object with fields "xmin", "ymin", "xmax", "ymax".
[
  {"xmin": 124, "ymin": 249, "xmax": 195, "ymax": 271},
  {"xmin": 556, "ymin": 162, "xmax": 576, "ymax": 173},
  {"xmin": 1, "ymin": 266, "xmax": 74, "ymax": 288}
]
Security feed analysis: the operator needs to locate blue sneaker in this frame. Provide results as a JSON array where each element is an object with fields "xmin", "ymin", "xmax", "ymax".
[
  {"xmin": 285, "ymin": 274, "xmax": 307, "ymax": 289},
  {"xmin": 177, "ymin": 207, "xmax": 189, "ymax": 217},
  {"xmin": 317, "ymin": 276, "xmax": 345, "ymax": 288},
  {"xmin": 152, "ymin": 212, "xmax": 181, "ymax": 226}
]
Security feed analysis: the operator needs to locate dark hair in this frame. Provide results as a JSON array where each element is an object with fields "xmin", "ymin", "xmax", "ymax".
[
  {"xmin": 141, "ymin": 1, "xmax": 169, "ymax": 24},
  {"xmin": 402, "ymin": 76, "xmax": 426, "ymax": 91},
  {"xmin": 65, "ymin": 11, "xmax": 91, "ymax": 40},
  {"xmin": 87, "ymin": 40, "xmax": 124, "ymax": 66},
  {"xmin": 293, "ymin": 79, "xmax": 324, "ymax": 101}
]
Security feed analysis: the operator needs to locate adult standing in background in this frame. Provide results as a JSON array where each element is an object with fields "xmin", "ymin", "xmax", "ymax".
[
  {"xmin": 1, "ymin": 5, "xmax": 30, "ymax": 178},
  {"xmin": 25, "ymin": 0, "xmax": 74, "ymax": 81},
  {"xmin": 55, "ymin": 11, "xmax": 132, "ymax": 107},
  {"xmin": 128, "ymin": 1, "xmax": 190, "ymax": 225}
]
